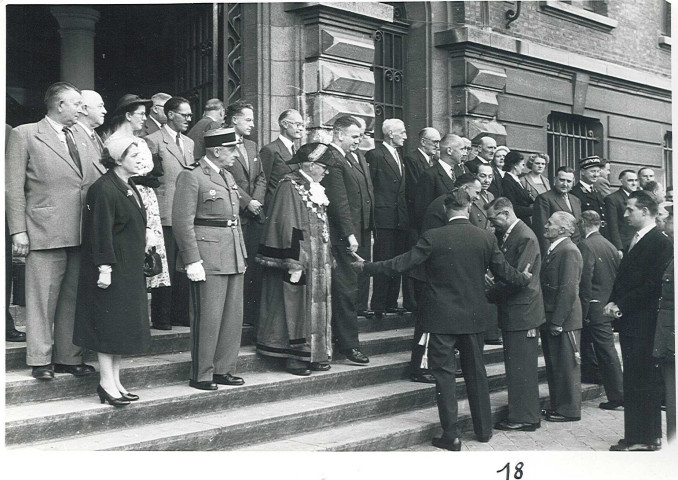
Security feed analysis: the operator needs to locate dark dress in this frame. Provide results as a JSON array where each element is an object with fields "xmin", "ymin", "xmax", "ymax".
[{"xmin": 74, "ymin": 170, "xmax": 151, "ymax": 354}]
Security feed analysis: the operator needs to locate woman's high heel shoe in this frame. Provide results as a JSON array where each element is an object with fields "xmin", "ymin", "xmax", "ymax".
[
  {"xmin": 119, "ymin": 391, "xmax": 139, "ymax": 401},
  {"xmin": 97, "ymin": 385, "xmax": 130, "ymax": 407}
]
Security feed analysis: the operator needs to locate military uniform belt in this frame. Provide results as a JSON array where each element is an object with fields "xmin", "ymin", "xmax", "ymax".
[{"xmin": 194, "ymin": 218, "xmax": 239, "ymax": 227}]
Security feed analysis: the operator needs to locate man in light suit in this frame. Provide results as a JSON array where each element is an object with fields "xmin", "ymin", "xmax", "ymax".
[
  {"xmin": 172, "ymin": 128, "xmax": 247, "ymax": 391},
  {"xmin": 577, "ymin": 210, "xmax": 623, "ymax": 409},
  {"xmin": 73, "ymin": 90, "xmax": 107, "ymax": 160},
  {"xmin": 540, "ymin": 211, "xmax": 583, "ymax": 422},
  {"xmin": 604, "ymin": 169, "xmax": 638, "ymax": 256},
  {"xmin": 606, "ymin": 190, "xmax": 673, "ymax": 451},
  {"xmin": 146, "ymin": 96, "xmax": 195, "ymax": 329},
  {"xmin": 366, "ymin": 119, "xmax": 409, "ymax": 316},
  {"xmin": 260, "ymin": 109, "xmax": 304, "ymax": 211},
  {"xmin": 187, "ymin": 98, "xmax": 225, "ymax": 160},
  {"xmin": 224, "ymin": 100, "xmax": 267, "ymax": 328},
  {"xmin": 140, "ymin": 92, "xmax": 171, "ymax": 137},
  {"xmin": 354, "ymin": 189, "xmax": 531, "ymax": 450},
  {"xmin": 321, "ymin": 115, "xmax": 374, "ymax": 364},
  {"xmin": 487, "ymin": 197, "xmax": 545, "ymax": 431},
  {"xmin": 532, "ymin": 166, "xmax": 582, "ymax": 255},
  {"xmin": 6, "ymin": 82, "xmax": 103, "ymax": 379}
]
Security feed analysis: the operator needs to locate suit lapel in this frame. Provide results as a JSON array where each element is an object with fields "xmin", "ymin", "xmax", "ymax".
[
  {"xmin": 380, "ymin": 144, "xmax": 402, "ymax": 179},
  {"xmin": 107, "ymin": 171, "xmax": 146, "ymax": 221},
  {"xmin": 437, "ymin": 162, "xmax": 455, "ymax": 190},
  {"xmin": 162, "ymin": 128, "xmax": 188, "ymax": 167},
  {"xmin": 35, "ymin": 119, "xmax": 82, "ymax": 176}
]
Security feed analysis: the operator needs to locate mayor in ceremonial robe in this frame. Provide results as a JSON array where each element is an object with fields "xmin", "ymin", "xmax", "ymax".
[{"xmin": 256, "ymin": 143, "xmax": 336, "ymax": 376}]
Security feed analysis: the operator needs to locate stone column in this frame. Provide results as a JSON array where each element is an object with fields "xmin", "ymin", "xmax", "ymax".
[{"xmin": 50, "ymin": 6, "xmax": 100, "ymax": 89}]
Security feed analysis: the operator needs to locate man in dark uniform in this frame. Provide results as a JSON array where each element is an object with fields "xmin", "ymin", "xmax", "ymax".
[
  {"xmin": 606, "ymin": 190, "xmax": 673, "ymax": 451},
  {"xmin": 172, "ymin": 127, "xmax": 247, "ymax": 391},
  {"xmin": 486, "ymin": 197, "xmax": 545, "ymax": 431},
  {"xmin": 577, "ymin": 210, "xmax": 624, "ymax": 409},
  {"xmin": 571, "ymin": 155, "xmax": 607, "ymax": 239},
  {"xmin": 353, "ymin": 189, "xmax": 532, "ymax": 451},
  {"xmin": 540, "ymin": 211, "xmax": 583, "ymax": 423}
]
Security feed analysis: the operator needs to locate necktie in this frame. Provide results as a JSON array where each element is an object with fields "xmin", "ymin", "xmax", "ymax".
[
  {"xmin": 175, "ymin": 133, "xmax": 183, "ymax": 155},
  {"xmin": 62, "ymin": 127, "xmax": 82, "ymax": 173},
  {"xmin": 239, "ymin": 144, "xmax": 249, "ymax": 171},
  {"xmin": 92, "ymin": 132, "xmax": 104, "ymax": 155},
  {"xmin": 481, "ymin": 191, "xmax": 489, "ymax": 205},
  {"xmin": 501, "ymin": 231, "xmax": 510, "ymax": 246},
  {"xmin": 291, "ymin": 144, "xmax": 296, "ymax": 156},
  {"xmin": 628, "ymin": 232, "xmax": 640, "ymax": 251},
  {"xmin": 219, "ymin": 169, "xmax": 230, "ymax": 185},
  {"xmin": 562, "ymin": 193, "xmax": 572, "ymax": 212},
  {"xmin": 393, "ymin": 149, "xmax": 402, "ymax": 175}
]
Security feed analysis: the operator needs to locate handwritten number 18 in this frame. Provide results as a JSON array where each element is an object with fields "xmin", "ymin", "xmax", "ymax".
[{"xmin": 497, "ymin": 462, "xmax": 524, "ymax": 480}]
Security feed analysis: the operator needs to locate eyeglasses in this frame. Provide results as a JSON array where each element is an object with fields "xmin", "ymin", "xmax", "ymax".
[
  {"xmin": 172, "ymin": 111, "xmax": 193, "ymax": 120},
  {"xmin": 284, "ymin": 121, "xmax": 305, "ymax": 128}
]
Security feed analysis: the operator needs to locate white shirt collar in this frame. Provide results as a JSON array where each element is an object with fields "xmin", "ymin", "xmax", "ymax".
[
  {"xmin": 45, "ymin": 115, "xmax": 67, "ymax": 133},
  {"xmin": 585, "ymin": 230, "xmax": 597, "ymax": 239},
  {"xmin": 330, "ymin": 143, "xmax": 346, "ymax": 157},
  {"xmin": 77, "ymin": 121, "xmax": 94, "ymax": 137},
  {"xmin": 382, "ymin": 142, "xmax": 399, "ymax": 160},
  {"xmin": 477, "ymin": 156, "xmax": 490, "ymax": 164},
  {"xmin": 507, "ymin": 171, "xmax": 521, "ymax": 183},
  {"xmin": 438, "ymin": 159, "xmax": 454, "ymax": 179},
  {"xmin": 202, "ymin": 156, "xmax": 221, "ymax": 174},
  {"xmin": 634, "ymin": 224, "xmax": 655, "ymax": 243},
  {"xmin": 504, "ymin": 218, "xmax": 520, "ymax": 238},
  {"xmin": 448, "ymin": 215, "xmax": 467, "ymax": 222},
  {"xmin": 621, "ymin": 188, "xmax": 631, "ymax": 197},
  {"xmin": 547, "ymin": 237, "xmax": 568, "ymax": 254},
  {"xmin": 417, "ymin": 148, "xmax": 430, "ymax": 163},
  {"xmin": 579, "ymin": 180, "xmax": 593, "ymax": 193},
  {"xmin": 150, "ymin": 115, "xmax": 162, "ymax": 128},
  {"xmin": 278, "ymin": 134, "xmax": 294, "ymax": 152},
  {"xmin": 164, "ymin": 124, "xmax": 179, "ymax": 141}
]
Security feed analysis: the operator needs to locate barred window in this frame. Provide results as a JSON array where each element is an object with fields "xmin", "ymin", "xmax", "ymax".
[
  {"xmin": 546, "ymin": 113, "xmax": 603, "ymax": 179},
  {"xmin": 664, "ymin": 132, "xmax": 672, "ymax": 189}
]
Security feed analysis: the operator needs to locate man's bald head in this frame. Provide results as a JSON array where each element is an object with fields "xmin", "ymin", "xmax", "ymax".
[
  {"xmin": 475, "ymin": 135, "xmax": 497, "ymax": 161},
  {"xmin": 80, "ymin": 90, "xmax": 106, "ymax": 128},
  {"xmin": 439, "ymin": 134, "xmax": 466, "ymax": 165}
]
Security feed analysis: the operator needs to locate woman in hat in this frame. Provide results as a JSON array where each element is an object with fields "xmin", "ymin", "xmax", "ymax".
[
  {"xmin": 521, "ymin": 153, "xmax": 551, "ymax": 199},
  {"xmin": 74, "ymin": 136, "xmax": 151, "ymax": 406},
  {"xmin": 256, "ymin": 143, "xmax": 336, "ymax": 376},
  {"xmin": 107, "ymin": 95, "xmax": 171, "ymax": 304},
  {"xmin": 502, "ymin": 150, "xmax": 535, "ymax": 226}
]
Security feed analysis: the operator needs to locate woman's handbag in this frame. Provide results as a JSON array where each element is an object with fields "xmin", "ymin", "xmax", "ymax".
[{"xmin": 144, "ymin": 247, "xmax": 163, "ymax": 277}]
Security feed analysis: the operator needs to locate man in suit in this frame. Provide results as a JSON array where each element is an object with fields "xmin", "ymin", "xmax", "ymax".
[
  {"xmin": 366, "ymin": 119, "xmax": 409, "ymax": 316},
  {"xmin": 353, "ymin": 189, "xmax": 532, "ymax": 450},
  {"xmin": 606, "ymin": 190, "xmax": 673, "ymax": 451},
  {"xmin": 146, "ymin": 96, "xmax": 195, "ymax": 329},
  {"xmin": 471, "ymin": 164, "xmax": 495, "ymax": 231},
  {"xmin": 577, "ymin": 210, "xmax": 624, "ymax": 409},
  {"xmin": 604, "ymin": 169, "xmax": 638, "ymax": 256},
  {"xmin": 73, "ymin": 90, "xmax": 107, "ymax": 159},
  {"xmin": 594, "ymin": 160, "xmax": 614, "ymax": 197},
  {"xmin": 413, "ymin": 134, "xmax": 465, "ymax": 229},
  {"xmin": 260, "ymin": 109, "xmax": 304, "ymax": 212},
  {"xmin": 187, "ymin": 98, "xmax": 225, "ymax": 160},
  {"xmin": 571, "ymin": 156, "xmax": 607, "ymax": 238},
  {"xmin": 172, "ymin": 128, "xmax": 247, "ymax": 391},
  {"xmin": 540, "ymin": 211, "xmax": 584, "ymax": 422},
  {"xmin": 638, "ymin": 167, "xmax": 655, "ymax": 189},
  {"xmin": 140, "ymin": 92, "xmax": 171, "ymax": 137},
  {"xmin": 6, "ymin": 82, "xmax": 103, "ymax": 379},
  {"xmin": 321, "ymin": 115, "xmax": 374, "ymax": 364},
  {"xmin": 223, "ymin": 100, "xmax": 267, "ymax": 329},
  {"xmin": 533, "ymin": 166, "xmax": 582, "ymax": 254},
  {"xmin": 466, "ymin": 135, "xmax": 496, "ymax": 174},
  {"xmin": 486, "ymin": 197, "xmax": 545, "ymax": 431}
]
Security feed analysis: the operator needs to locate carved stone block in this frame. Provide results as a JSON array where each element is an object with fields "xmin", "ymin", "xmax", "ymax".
[
  {"xmin": 305, "ymin": 93, "xmax": 375, "ymax": 130},
  {"xmin": 320, "ymin": 28, "xmax": 374, "ymax": 63},
  {"xmin": 450, "ymin": 117, "xmax": 507, "ymax": 144},
  {"xmin": 451, "ymin": 58, "xmax": 506, "ymax": 90}
]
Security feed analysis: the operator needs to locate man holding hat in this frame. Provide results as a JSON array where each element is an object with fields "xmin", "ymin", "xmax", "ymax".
[
  {"xmin": 172, "ymin": 127, "xmax": 247, "ymax": 390},
  {"xmin": 256, "ymin": 143, "xmax": 336, "ymax": 376},
  {"xmin": 571, "ymin": 155, "xmax": 607, "ymax": 239}
]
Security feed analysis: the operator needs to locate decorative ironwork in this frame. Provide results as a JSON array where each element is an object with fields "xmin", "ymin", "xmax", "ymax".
[
  {"xmin": 547, "ymin": 113, "xmax": 602, "ymax": 179},
  {"xmin": 505, "ymin": 1, "xmax": 522, "ymax": 29},
  {"xmin": 664, "ymin": 131, "xmax": 673, "ymax": 189},
  {"xmin": 226, "ymin": 3, "xmax": 242, "ymax": 103}
]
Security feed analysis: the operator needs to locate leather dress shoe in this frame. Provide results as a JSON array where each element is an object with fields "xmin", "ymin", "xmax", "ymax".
[
  {"xmin": 54, "ymin": 363, "xmax": 96, "ymax": 377},
  {"xmin": 189, "ymin": 380, "xmax": 218, "ymax": 391},
  {"xmin": 213, "ymin": 373, "xmax": 245, "ymax": 386},
  {"xmin": 386, "ymin": 307, "xmax": 407, "ymax": 314},
  {"xmin": 610, "ymin": 439, "xmax": 660, "ymax": 451},
  {"xmin": 477, "ymin": 435, "xmax": 493, "ymax": 443},
  {"xmin": 599, "ymin": 400, "xmax": 623, "ymax": 410},
  {"xmin": 151, "ymin": 323, "xmax": 172, "ymax": 331},
  {"xmin": 32, "ymin": 365, "xmax": 54, "ymax": 380},
  {"xmin": 310, "ymin": 362, "xmax": 331, "ymax": 371},
  {"xmin": 357, "ymin": 310, "xmax": 375, "ymax": 318},
  {"xmin": 342, "ymin": 348, "xmax": 369, "ymax": 364},
  {"xmin": 494, "ymin": 420, "xmax": 541, "ymax": 432},
  {"xmin": 410, "ymin": 372, "xmax": 436, "ymax": 384},
  {"xmin": 286, "ymin": 365, "xmax": 311, "ymax": 376},
  {"xmin": 6, "ymin": 328, "xmax": 26, "ymax": 342},
  {"xmin": 541, "ymin": 408, "xmax": 556, "ymax": 416},
  {"xmin": 545, "ymin": 412, "xmax": 580, "ymax": 422},
  {"xmin": 373, "ymin": 310, "xmax": 385, "ymax": 319},
  {"xmin": 431, "ymin": 436, "xmax": 462, "ymax": 451}
]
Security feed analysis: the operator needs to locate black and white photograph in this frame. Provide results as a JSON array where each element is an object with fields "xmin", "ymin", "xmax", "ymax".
[{"xmin": 2, "ymin": 0, "xmax": 676, "ymax": 478}]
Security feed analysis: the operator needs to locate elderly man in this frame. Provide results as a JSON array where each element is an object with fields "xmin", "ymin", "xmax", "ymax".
[
  {"xmin": 571, "ymin": 156, "xmax": 607, "ymax": 239},
  {"xmin": 256, "ymin": 143, "xmax": 335, "ymax": 376},
  {"xmin": 172, "ymin": 127, "xmax": 247, "ymax": 391},
  {"xmin": 577, "ymin": 210, "xmax": 623, "ymax": 408},
  {"xmin": 413, "ymin": 134, "xmax": 466, "ymax": 228},
  {"xmin": 321, "ymin": 115, "xmax": 374, "ymax": 364},
  {"xmin": 638, "ymin": 167, "xmax": 655, "ymax": 189},
  {"xmin": 486, "ymin": 197, "xmax": 545, "ymax": 431},
  {"xmin": 6, "ymin": 82, "xmax": 103, "ymax": 379},
  {"xmin": 466, "ymin": 135, "xmax": 497, "ymax": 174},
  {"xmin": 354, "ymin": 189, "xmax": 531, "ymax": 450},
  {"xmin": 532, "ymin": 166, "xmax": 582, "ymax": 254},
  {"xmin": 187, "ymin": 98, "xmax": 225, "ymax": 160},
  {"xmin": 224, "ymin": 100, "xmax": 267, "ymax": 329},
  {"xmin": 366, "ymin": 119, "xmax": 409, "ymax": 316},
  {"xmin": 73, "ymin": 90, "xmax": 107, "ymax": 161},
  {"xmin": 540, "ymin": 211, "xmax": 584, "ymax": 423},
  {"xmin": 141, "ymin": 92, "xmax": 171, "ymax": 137},
  {"xmin": 260, "ymin": 109, "xmax": 305, "ymax": 210},
  {"xmin": 606, "ymin": 190, "xmax": 673, "ymax": 451},
  {"xmin": 146, "ymin": 96, "xmax": 195, "ymax": 329},
  {"xmin": 604, "ymin": 169, "xmax": 639, "ymax": 255}
]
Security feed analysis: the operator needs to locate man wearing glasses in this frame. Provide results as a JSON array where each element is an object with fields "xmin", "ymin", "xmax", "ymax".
[
  {"xmin": 146, "ymin": 96, "xmax": 195, "ymax": 330},
  {"xmin": 141, "ymin": 92, "xmax": 171, "ymax": 137}
]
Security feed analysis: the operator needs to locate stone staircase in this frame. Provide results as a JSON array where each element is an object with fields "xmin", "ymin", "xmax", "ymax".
[{"xmin": 5, "ymin": 312, "xmax": 605, "ymax": 451}]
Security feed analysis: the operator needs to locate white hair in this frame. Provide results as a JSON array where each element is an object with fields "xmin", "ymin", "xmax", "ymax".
[{"xmin": 382, "ymin": 118, "xmax": 405, "ymax": 136}]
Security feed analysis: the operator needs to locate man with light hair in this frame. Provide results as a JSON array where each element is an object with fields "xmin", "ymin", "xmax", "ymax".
[
  {"xmin": 73, "ymin": 90, "xmax": 107, "ymax": 159},
  {"xmin": 366, "ymin": 118, "xmax": 410, "ymax": 317},
  {"xmin": 638, "ymin": 167, "xmax": 656, "ymax": 189},
  {"xmin": 141, "ymin": 92, "xmax": 171, "ymax": 137},
  {"xmin": 187, "ymin": 98, "xmax": 225, "ymax": 160},
  {"xmin": 466, "ymin": 135, "xmax": 497, "ymax": 174}
]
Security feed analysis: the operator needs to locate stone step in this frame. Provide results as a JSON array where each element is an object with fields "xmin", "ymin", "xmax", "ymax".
[
  {"xmin": 5, "ymin": 327, "xmax": 429, "ymax": 405},
  {"xmin": 237, "ymin": 382, "xmax": 606, "ymax": 451},
  {"xmin": 4, "ymin": 312, "xmax": 416, "ymax": 370},
  {"xmin": 9, "ymin": 356, "xmax": 531, "ymax": 451}
]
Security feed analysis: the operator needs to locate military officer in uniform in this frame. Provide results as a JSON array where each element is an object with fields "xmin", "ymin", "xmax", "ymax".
[
  {"xmin": 172, "ymin": 127, "xmax": 248, "ymax": 391},
  {"xmin": 571, "ymin": 156, "xmax": 607, "ymax": 239}
]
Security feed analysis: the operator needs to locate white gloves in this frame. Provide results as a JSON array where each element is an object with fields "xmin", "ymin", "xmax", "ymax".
[
  {"xmin": 97, "ymin": 265, "xmax": 112, "ymax": 289},
  {"xmin": 186, "ymin": 261, "xmax": 206, "ymax": 282}
]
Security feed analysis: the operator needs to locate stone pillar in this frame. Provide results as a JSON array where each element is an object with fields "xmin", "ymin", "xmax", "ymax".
[{"xmin": 50, "ymin": 6, "xmax": 100, "ymax": 89}]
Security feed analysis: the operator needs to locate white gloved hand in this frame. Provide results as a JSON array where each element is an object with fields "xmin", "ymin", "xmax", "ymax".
[
  {"xmin": 289, "ymin": 268, "xmax": 302, "ymax": 284},
  {"xmin": 97, "ymin": 271, "xmax": 111, "ymax": 289},
  {"xmin": 186, "ymin": 261, "xmax": 206, "ymax": 282}
]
